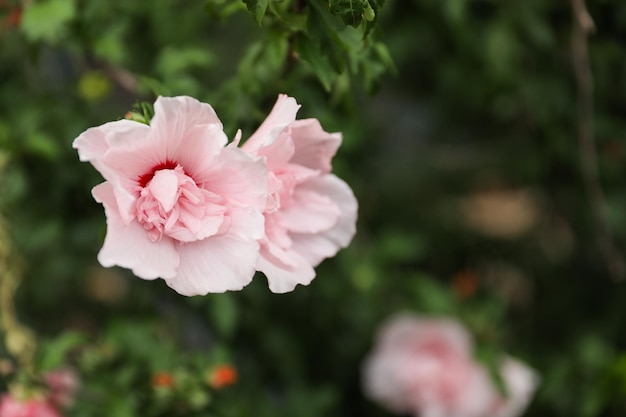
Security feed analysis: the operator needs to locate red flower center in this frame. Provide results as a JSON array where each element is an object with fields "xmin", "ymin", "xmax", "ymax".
[{"xmin": 137, "ymin": 160, "xmax": 178, "ymax": 188}]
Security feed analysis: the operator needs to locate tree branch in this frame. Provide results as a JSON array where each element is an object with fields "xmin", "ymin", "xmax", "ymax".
[{"xmin": 571, "ymin": 0, "xmax": 625, "ymax": 281}]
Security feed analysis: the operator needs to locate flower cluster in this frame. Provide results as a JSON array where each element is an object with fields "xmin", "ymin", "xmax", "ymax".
[
  {"xmin": 362, "ymin": 314, "xmax": 539, "ymax": 417},
  {"xmin": 0, "ymin": 395, "xmax": 61, "ymax": 417},
  {"xmin": 0, "ymin": 369, "xmax": 78, "ymax": 417},
  {"xmin": 73, "ymin": 95, "xmax": 357, "ymax": 296}
]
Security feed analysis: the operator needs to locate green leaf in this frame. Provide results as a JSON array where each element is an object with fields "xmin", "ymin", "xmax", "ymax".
[
  {"xmin": 362, "ymin": 2, "xmax": 375, "ymax": 22},
  {"xmin": 411, "ymin": 275, "xmax": 456, "ymax": 314},
  {"xmin": 156, "ymin": 46, "xmax": 214, "ymax": 76},
  {"xmin": 38, "ymin": 332, "xmax": 85, "ymax": 371},
  {"xmin": 295, "ymin": 33, "xmax": 334, "ymax": 91},
  {"xmin": 364, "ymin": 0, "xmax": 385, "ymax": 37},
  {"xmin": 308, "ymin": 3, "xmax": 347, "ymax": 73},
  {"xmin": 242, "ymin": 0, "xmax": 269, "ymax": 26},
  {"xmin": 373, "ymin": 42, "xmax": 397, "ymax": 75},
  {"xmin": 329, "ymin": 0, "xmax": 368, "ymax": 27},
  {"xmin": 204, "ymin": 0, "xmax": 245, "ymax": 21},
  {"xmin": 20, "ymin": 0, "xmax": 75, "ymax": 43},
  {"xmin": 210, "ymin": 293, "xmax": 239, "ymax": 339}
]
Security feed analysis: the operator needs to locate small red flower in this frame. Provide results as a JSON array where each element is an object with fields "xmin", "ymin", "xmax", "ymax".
[
  {"xmin": 1, "ymin": 6, "xmax": 21, "ymax": 32},
  {"xmin": 208, "ymin": 365, "xmax": 237, "ymax": 389},
  {"xmin": 7, "ymin": 7, "xmax": 21, "ymax": 26},
  {"xmin": 452, "ymin": 269, "xmax": 479, "ymax": 299},
  {"xmin": 151, "ymin": 372, "xmax": 175, "ymax": 388}
]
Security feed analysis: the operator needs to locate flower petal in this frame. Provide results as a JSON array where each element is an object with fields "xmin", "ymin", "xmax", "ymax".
[
  {"xmin": 197, "ymin": 147, "xmax": 268, "ymax": 211},
  {"xmin": 494, "ymin": 357, "xmax": 540, "ymax": 417},
  {"xmin": 74, "ymin": 120, "xmax": 155, "ymax": 220},
  {"xmin": 276, "ymin": 187, "xmax": 340, "ymax": 234},
  {"xmin": 289, "ymin": 119, "xmax": 342, "ymax": 174},
  {"xmin": 257, "ymin": 133, "xmax": 296, "ymax": 172},
  {"xmin": 377, "ymin": 314, "xmax": 473, "ymax": 356},
  {"xmin": 256, "ymin": 235, "xmax": 317, "ymax": 293},
  {"xmin": 290, "ymin": 174, "xmax": 358, "ymax": 265},
  {"xmin": 167, "ymin": 234, "xmax": 258, "ymax": 295},
  {"xmin": 257, "ymin": 247, "xmax": 316, "ymax": 293},
  {"xmin": 148, "ymin": 169, "xmax": 180, "ymax": 212},
  {"xmin": 243, "ymin": 94, "xmax": 300, "ymax": 153},
  {"xmin": 174, "ymin": 123, "xmax": 229, "ymax": 180},
  {"xmin": 93, "ymin": 182, "xmax": 179, "ymax": 280},
  {"xmin": 73, "ymin": 119, "xmax": 151, "ymax": 163},
  {"xmin": 151, "ymin": 95, "xmax": 224, "ymax": 154},
  {"xmin": 165, "ymin": 207, "xmax": 264, "ymax": 295}
]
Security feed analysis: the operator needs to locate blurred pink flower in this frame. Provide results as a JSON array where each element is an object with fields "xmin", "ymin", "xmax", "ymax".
[
  {"xmin": 493, "ymin": 357, "xmax": 540, "ymax": 417},
  {"xmin": 0, "ymin": 394, "xmax": 62, "ymax": 417},
  {"xmin": 44, "ymin": 369, "xmax": 79, "ymax": 408},
  {"xmin": 362, "ymin": 314, "xmax": 539, "ymax": 417},
  {"xmin": 73, "ymin": 96, "xmax": 267, "ymax": 295},
  {"xmin": 240, "ymin": 94, "xmax": 358, "ymax": 293}
]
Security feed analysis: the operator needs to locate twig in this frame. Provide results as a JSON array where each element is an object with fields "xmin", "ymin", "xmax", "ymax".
[
  {"xmin": 283, "ymin": 0, "xmax": 307, "ymax": 76},
  {"xmin": 0, "ymin": 155, "xmax": 36, "ymax": 375},
  {"xmin": 0, "ymin": 177, "xmax": 37, "ymax": 375},
  {"xmin": 571, "ymin": 0, "xmax": 625, "ymax": 281},
  {"xmin": 101, "ymin": 63, "xmax": 138, "ymax": 94}
]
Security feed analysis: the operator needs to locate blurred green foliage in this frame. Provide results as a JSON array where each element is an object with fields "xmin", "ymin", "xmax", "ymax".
[{"xmin": 2, "ymin": 0, "xmax": 626, "ymax": 416}]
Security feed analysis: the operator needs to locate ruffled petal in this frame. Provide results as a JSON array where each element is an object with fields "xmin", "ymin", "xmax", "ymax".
[
  {"xmin": 257, "ymin": 245, "xmax": 316, "ymax": 293},
  {"xmin": 276, "ymin": 187, "xmax": 341, "ymax": 234},
  {"xmin": 225, "ymin": 206, "xmax": 266, "ymax": 241},
  {"xmin": 243, "ymin": 94, "xmax": 300, "ymax": 153},
  {"xmin": 197, "ymin": 147, "xmax": 268, "ymax": 211},
  {"xmin": 74, "ymin": 119, "xmax": 163, "ymax": 224},
  {"xmin": 148, "ymin": 169, "xmax": 180, "ymax": 212},
  {"xmin": 257, "ymin": 133, "xmax": 296, "ymax": 171},
  {"xmin": 174, "ymin": 123, "xmax": 229, "ymax": 180},
  {"xmin": 164, "ymin": 206, "xmax": 264, "ymax": 295},
  {"xmin": 289, "ymin": 119, "xmax": 342, "ymax": 174},
  {"xmin": 290, "ymin": 174, "xmax": 358, "ymax": 265},
  {"xmin": 93, "ymin": 182, "xmax": 179, "ymax": 280},
  {"xmin": 73, "ymin": 119, "xmax": 151, "ymax": 163},
  {"xmin": 73, "ymin": 120, "xmax": 155, "ymax": 216},
  {"xmin": 151, "ymin": 95, "xmax": 224, "ymax": 155},
  {"xmin": 167, "ymin": 233, "xmax": 258, "ymax": 295}
]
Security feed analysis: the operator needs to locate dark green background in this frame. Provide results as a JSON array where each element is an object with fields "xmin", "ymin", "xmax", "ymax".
[{"xmin": 1, "ymin": 0, "xmax": 626, "ymax": 415}]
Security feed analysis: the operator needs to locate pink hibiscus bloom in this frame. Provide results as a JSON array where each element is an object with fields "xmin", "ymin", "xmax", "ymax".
[
  {"xmin": 240, "ymin": 95, "xmax": 358, "ymax": 293},
  {"xmin": 362, "ymin": 314, "xmax": 539, "ymax": 417},
  {"xmin": 73, "ymin": 96, "xmax": 267, "ymax": 295},
  {"xmin": 0, "ymin": 394, "xmax": 62, "ymax": 417}
]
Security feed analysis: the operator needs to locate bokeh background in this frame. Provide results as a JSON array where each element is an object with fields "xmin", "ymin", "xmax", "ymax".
[{"xmin": 2, "ymin": 0, "xmax": 626, "ymax": 415}]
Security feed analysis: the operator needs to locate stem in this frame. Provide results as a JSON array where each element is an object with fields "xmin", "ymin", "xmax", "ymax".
[
  {"xmin": 0, "ymin": 158, "xmax": 36, "ymax": 375},
  {"xmin": 283, "ymin": 0, "xmax": 308, "ymax": 75},
  {"xmin": 571, "ymin": 0, "xmax": 625, "ymax": 281}
]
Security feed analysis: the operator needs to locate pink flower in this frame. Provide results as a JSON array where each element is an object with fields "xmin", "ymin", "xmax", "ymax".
[
  {"xmin": 240, "ymin": 95, "xmax": 358, "ymax": 293},
  {"xmin": 73, "ymin": 96, "xmax": 267, "ymax": 295},
  {"xmin": 0, "ymin": 394, "xmax": 62, "ymax": 417},
  {"xmin": 362, "ymin": 314, "xmax": 539, "ymax": 417},
  {"xmin": 492, "ymin": 357, "xmax": 540, "ymax": 417},
  {"xmin": 44, "ymin": 369, "xmax": 79, "ymax": 408}
]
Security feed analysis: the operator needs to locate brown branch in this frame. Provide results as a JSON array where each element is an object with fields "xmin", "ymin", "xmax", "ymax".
[
  {"xmin": 101, "ymin": 63, "xmax": 138, "ymax": 94},
  {"xmin": 571, "ymin": 0, "xmax": 625, "ymax": 281}
]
